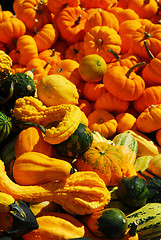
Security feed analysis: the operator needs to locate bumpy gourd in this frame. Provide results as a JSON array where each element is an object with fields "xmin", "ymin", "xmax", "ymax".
[
  {"xmin": 0, "ymin": 160, "xmax": 111, "ymax": 215},
  {"xmin": 0, "ymin": 50, "xmax": 12, "ymax": 79},
  {"xmin": 11, "ymin": 96, "xmax": 82, "ymax": 144}
]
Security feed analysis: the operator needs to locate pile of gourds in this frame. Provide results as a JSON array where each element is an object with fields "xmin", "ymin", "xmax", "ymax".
[{"xmin": 1, "ymin": 0, "xmax": 161, "ymax": 239}]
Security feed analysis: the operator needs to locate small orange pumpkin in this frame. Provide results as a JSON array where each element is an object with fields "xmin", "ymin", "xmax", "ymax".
[
  {"xmin": 65, "ymin": 41, "xmax": 85, "ymax": 63},
  {"xmin": 88, "ymin": 109, "xmax": 117, "ymax": 139},
  {"xmin": 115, "ymin": 112, "xmax": 137, "ymax": 133},
  {"xmin": 83, "ymin": 82, "xmax": 106, "ymax": 102}
]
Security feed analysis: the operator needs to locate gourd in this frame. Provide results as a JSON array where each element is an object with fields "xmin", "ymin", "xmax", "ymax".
[
  {"xmin": 116, "ymin": 175, "xmax": 149, "ymax": 208},
  {"xmin": 78, "ymin": 54, "xmax": 107, "ymax": 82},
  {"xmin": 0, "ymin": 72, "xmax": 36, "ymax": 107},
  {"xmin": 92, "ymin": 131, "xmax": 115, "ymax": 145},
  {"xmin": 12, "ymin": 152, "xmax": 76, "ymax": 185},
  {"xmin": 23, "ymin": 212, "xmax": 99, "ymax": 240},
  {"xmin": 54, "ymin": 123, "xmax": 93, "ymax": 158},
  {"xmin": 124, "ymin": 130, "xmax": 161, "ymax": 157},
  {"xmin": 37, "ymin": 74, "xmax": 79, "ymax": 107},
  {"xmin": 0, "ymin": 50, "xmax": 12, "ymax": 79},
  {"xmin": 148, "ymin": 154, "xmax": 161, "ymax": 178},
  {"xmin": 75, "ymin": 142, "xmax": 137, "ymax": 186},
  {"xmin": 127, "ymin": 203, "xmax": 161, "ymax": 240},
  {"xmin": 0, "ymin": 159, "xmax": 111, "ymax": 215},
  {"xmin": 81, "ymin": 208, "xmax": 128, "ymax": 239},
  {"xmin": 0, "ymin": 111, "xmax": 12, "ymax": 143},
  {"xmin": 112, "ymin": 132, "xmax": 138, "ymax": 165},
  {"xmin": 11, "ymin": 96, "xmax": 82, "ymax": 144}
]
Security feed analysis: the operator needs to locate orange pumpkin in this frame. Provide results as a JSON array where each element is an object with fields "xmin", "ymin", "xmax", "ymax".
[
  {"xmin": 133, "ymin": 86, "xmax": 161, "ymax": 113},
  {"xmin": 56, "ymin": 6, "xmax": 88, "ymax": 44},
  {"xmin": 95, "ymin": 91, "xmax": 129, "ymax": 115},
  {"xmin": 34, "ymin": 23, "xmax": 58, "ymax": 52},
  {"xmin": 83, "ymin": 82, "xmax": 106, "ymax": 102},
  {"xmin": 13, "ymin": 0, "xmax": 52, "ymax": 32},
  {"xmin": 115, "ymin": 112, "xmax": 137, "ymax": 133},
  {"xmin": 0, "ymin": 10, "xmax": 13, "ymax": 23},
  {"xmin": 85, "ymin": 8, "xmax": 119, "ymax": 33},
  {"xmin": 136, "ymin": 104, "xmax": 161, "ymax": 133},
  {"xmin": 47, "ymin": 0, "xmax": 80, "ymax": 15},
  {"xmin": 48, "ymin": 59, "xmax": 81, "ymax": 87},
  {"xmin": 80, "ymin": 0, "xmax": 117, "ymax": 10},
  {"xmin": 88, "ymin": 109, "xmax": 117, "ymax": 139},
  {"xmin": 38, "ymin": 48, "xmax": 63, "ymax": 66},
  {"xmin": 83, "ymin": 25, "xmax": 122, "ymax": 63},
  {"xmin": 14, "ymin": 126, "xmax": 54, "ymax": 158},
  {"xmin": 65, "ymin": 41, "xmax": 85, "ymax": 63},
  {"xmin": 78, "ymin": 98, "xmax": 93, "ymax": 117},
  {"xmin": 75, "ymin": 141, "xmax": 136, "ymax": 186},
  {"xmin": 103, "ymin": 63, "xmax": 146, "ymax": 101}
]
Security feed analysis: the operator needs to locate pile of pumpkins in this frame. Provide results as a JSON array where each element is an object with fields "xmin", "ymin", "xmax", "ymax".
[{"xmin": 1, "ymin": 0, "xmax": 161, "ymax": 239}]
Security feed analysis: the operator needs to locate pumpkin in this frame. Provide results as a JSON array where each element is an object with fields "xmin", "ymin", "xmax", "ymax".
[
  {"xmin": 136, "ymin": 104, "xmax": 161, "ymax": 133},
  {"xmin": 33, "ymin": 23, "xmax": 58, "ymax": 52},
  {"xmin": 116, "ymin": 175, "xmax": 149, "ymax": 208},
  {"xmin": 80, "ymin": 0, "xmax": 117, "ymax": 10},
  {"xmin": 84, "ymin": 8, "xmax": 119, "ymax": 33},
  {"xmin": 133, "ymin": 86, "xmax": 161, "ymax": 113},
  {"xmin": 83, "ymin": 25, "xmax": 122, "ymax": 63},
  {"xmin": 78, "ymin": 99, "xmax": 93, "ymax": 117},
  {"xmin": 17, "ymin": 35, "xmax": 39, "ymax": 66},
  {"xmin": 13, "ymin": 0, "xmax": 52, "ymax": 32},
  {"xmin": 127, "ymin": 0, "xmax": 158, "ymax": 19},
  {"xmin": 0, "ymin": 9, "xmax": 14, "ymax": 23},
  {"xmin": 0, "ymin": 17, "xmax": 26, "ymax": 45},
  {"xmin": 119, "ymin": 19, "xmax": 142, "ymax": 53},
  {"xmin": 95, "ymin": 91, "xmax": 129, "ymax": 115},
  {"xmin": 65, "ymin": 41, "xmax": 85, "ymax": 63},
  {"xmin": 53, "ymin": 123, "xmax": 93, "ymax": 158},
  {"xmin": 103, "ymin": 62, "xmax": 146, "ymax": 101},
  {"xmin": 47, "ymin": 0, "xmax": 80, "ymax": 15},
  {"xmin": 81, "ymin": 208, "xmax": 128, "ymax": 239},
  {"xmin": 56, "ymin": 6, "xmax": 88, "ymax": 44},
  {"xmin": 0, "ymin": 111, "xmax": 12, "ymax": 144},
  {"xmin": 75, "ymin": 142, "xmax": 137, "ymax": 186},
  {"xmin": 142, "ymin": 40, "xmax": 161, "ymax": 86},
  {"xmin": 12, "ymin": 152, "xmax": 75, "ymax": 185},
  {"xmin": 38, "ymin": 48, "xmax": 63, "ymax": 66},
  {"xmin": 112, "ymin": 132, "xmax": 138, "ymax": 165},
  {"xmin": 11, "ymin": 96, "xmax": 82, "ymax": 145},
  {"xmin": 14, "ymin": 126, "xmax": 54, "ymax": 158},
  {"xmin": 88, "ymin": 109, "xmax": 117, "ymax": 139},
  {"xmin": 78, "ymin": 54, "xmax": 107, "ymax": 82},
  {"xmin": 37, "ymin": 74, "xmax": 79, "ymax": 106},
  {"xmin": 0, "ymin": 160, "xmax": 111, "ymax": 215},
  {"xmin": 129, "ymin": 20, "xmax": 161, "ymax": 60},
  {"xmin": 115, "ymin": 112, "xmax": 137, "ymax": 133},
  {"xmin": 47, "ymin": 59, "xmax": 81, "ymax": 87},
  {"xmin": 83, "ymin": 82, "xmax": 106, "ymax": 102}
]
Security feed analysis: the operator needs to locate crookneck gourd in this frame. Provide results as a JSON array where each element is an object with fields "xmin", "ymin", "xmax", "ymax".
[
  {"xmin": 11, "ymin": 96, "xmax": 82, "ymax": 144},
  {"xmin": 0, "ymin": 160, "xmax": 111, "ymax": 215}
]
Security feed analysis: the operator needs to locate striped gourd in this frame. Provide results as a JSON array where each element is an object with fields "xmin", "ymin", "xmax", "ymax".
[
  {"xmin": 127, "ymin": 203, "xmax": 161, "ymax": 240},
  {"xmin": 0, "ymin": 111, "xmax": 12, "ymax": 143},
  {"xmin": 112, "ymin": 132, "xmax": 138, "ymax": 165}
]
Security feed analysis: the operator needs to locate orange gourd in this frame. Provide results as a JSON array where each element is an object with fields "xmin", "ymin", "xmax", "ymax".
[
  {"xmin": 78, "ymin": 99, "xmax": 93, "ymax": 117},
  {"xmin": 65, "ymin": 41, "xmax": 85, "ymax": 63},
  {"xmin": 115, "ymin": 112, "xmax": 137, "ymax": 133},
  {"xmin": 38, "ymin": 48, "xmax": 63, "ymax": 66},
  {"xmin": 83, "ymin": 82, "xmax": 106, "ymax": 102},
  {"xmin": 47, "ymin": 0, "xmax": 80, "ymax": 15},
  {"xmin": 14, "ymin": 126, "xmax": 54, "ymax": 158}
]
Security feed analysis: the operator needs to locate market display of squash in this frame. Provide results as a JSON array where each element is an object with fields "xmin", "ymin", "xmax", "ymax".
[{"xmin": 2, "ymin": 0, "xmax": 161, "ymax": 239}]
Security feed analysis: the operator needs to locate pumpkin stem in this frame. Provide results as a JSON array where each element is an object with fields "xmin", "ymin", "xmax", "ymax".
[
  {"xmin": 125, "ymin": 62, "xmax": 146, "ymax": 78},
  {"xmin": 44, "ymin": 61, "xmax": 50, "ymax": 70},
  {"xmin": 97, "ymin": 38, "xmax": 103, "ymax": 45},
  {"xmin": 34, "ymin": 19, "xmax": 39, "ymax": 34},
  {"xmin": 144, "ymin": 0, "xmax": 150, "ymax": 4},
  {"xmin": 107, "ymin": 49, "xmax": 121, "ymax": 61},
  {"xmin": 34, "ymin": 0, "xmax": 44, "ymax": 13},
  {"xmin": 50, "ymin": 48, "xmax": 56, "ymax": 57},
  {"xmin": 129, "ymin": 220, "xmax": 139, "ymax": 236},
  {"xmin": 74, "ymin": 15, "xmax": 82, "ymax": 25},
  {"xmin": 73, "ymin": 48, "xmax": 79, "ymax": 54},
  {"xmin": 12, "ymin": 120, "xmax": 47, "ymax": 134},
  {"xmin": 144, "ymin": 31, "xmax": 151, "ymax": 39},
  {"xmin": 144, "ymin": 40, "xmax": 154, "ymax": 60}
]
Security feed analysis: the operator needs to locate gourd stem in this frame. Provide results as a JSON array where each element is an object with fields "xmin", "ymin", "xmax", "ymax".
[
  {"xmin": 144, "ymin": 40, "xmax": 154, "ymax": 60},
  {"xmin": 0, "ymin": 80, "xmax": 16, "ymax": 105},
  {"xmin": 44, "ymin": 61, "xmax": 50, "ymax": 70},
  {"xmin": 10, "ymin": 201, "xmax": 26, "ymax": 218},
  {"xmin": 73, "ymin": 48, "xmax": 79, "ymax": 54},
  {"xmin": 144, "ymin": 0, "xmax": 150, "ymax": 4},
  {"xmin": 75, "ymin": 15, "xmax": 81, "ymax": 25},
  {"xmin": 12, "ymin": 120, "xmax": 46, "ymax": 134},
  {"xmin": 34, "ymin": 19, "xmax": 39, "ymax": 34},
  {"xmin": 107, "ymin": 49, "xmax": 120, "ymax": 61},
  {"xmin": 129, "ymin": 220, "xmax": 139, "ymax": 236},
  {"xmin": 125, "ymin": 62, "xmax": 146, "ymax": 78},
  {"xmin": 34, "ymin": 0, "xmax": 44, "ymax": 13},
  {"xmin": 50, "ymin": 48, "xmax": 56, "ymax": 57}
]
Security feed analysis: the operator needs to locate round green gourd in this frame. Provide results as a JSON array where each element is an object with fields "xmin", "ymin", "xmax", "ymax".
[
  {"xmin": 116, "ymin": 175, "xmax": 149, "ymax": 208},
  {"xmin": 82, "ymin": 208, "xmax": 128, "ymax": 239},
  {"xmin": 0, "ymin": 111, "xmax": 12, "ymax": 144},
  {"xmin": 54, "ymin": 123, "xmax": 93, "ymax": 158},
  {"xmin": 0, "ymin": 72, "xmax": 36, "ymax": 107}
]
